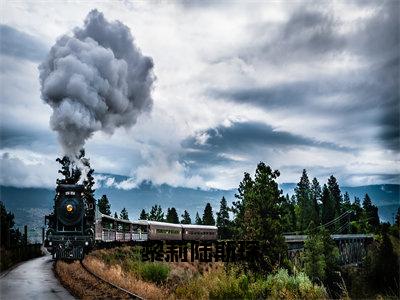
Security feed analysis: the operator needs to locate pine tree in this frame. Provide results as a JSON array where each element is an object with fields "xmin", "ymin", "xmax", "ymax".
[
  {"xmin": 321, "ymin": 184, "xmax": 335, "ymax": 225},
  {"xmin": 195, "ymin": 212, "xmax": 202, "ymax": 225},
  {"xmin": 149, "ymin": 205, "xmax": 164, "ymax": 221},
  {"xmin": 363, "ymin": 194, "xmax": 380, "ymax": 232},
  {"xmin": 231, "ymin": 162, "xmax": 287, "ymax": 274},
  {"xmin": 231, "ymin": 172, "xmax": 253, "ymax": 237},
  {"xmin": 114, "ymin": 212, "xmax": 118, "ymax": 219},
  {"xmin": 97, "ymin": 195, "xmax": 111, "ymax": 215},
  {"xmin": 327, "ymin": 175, "xmax": 342, "ymax": 220},
  {"xmin": 166, "ymin": 207, "xmax": 179, "ymax": 224},
  {"xmin": 202, "ymin": 203, "xmax": 215, "ymax": 225},
  {"xmin": 295, "ymin": 169, "xmax": 313, "ymax": 231},
  {"xmin": 216, "ymin": 196, "xmax": 231, "ymax": 239},
  {"xmin": 281, "ymin": 195, "xmax": 292, "ymax": 232},
  {"xmin": 120, "ymin": 207, "xmax": 129, "ymax": 220},
  {"xmin": 395, "ymin": 207, "xmax": 400, "ymax": 227},
  {"xmin": 310, "ymin": 177, "xmax": 322, "ymax": 226},
  {"xmin": 181, "ymin": 210, "xmax": 191, "ymax": 224},
  {"xmin": 139, "ymin": 209, "xmax": 148, "ymax": 220}
]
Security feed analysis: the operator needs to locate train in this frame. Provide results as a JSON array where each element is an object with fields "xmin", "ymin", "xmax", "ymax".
[{"xmin": 44, "ymin": 183, "xmax": 218, "ymax": 260}]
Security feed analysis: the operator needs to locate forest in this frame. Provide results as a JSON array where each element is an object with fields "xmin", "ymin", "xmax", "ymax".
[{"xmin": 96, "ymin": 162, "xmax": 400, "ymax": 298}]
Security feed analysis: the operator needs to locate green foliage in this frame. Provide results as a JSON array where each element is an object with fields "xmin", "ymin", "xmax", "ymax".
[
  {"xmin": 302, "ymin": 232, "xmax": 326, "ymax": 282},
  {"xmin": 265, "ymin": 269, "xmax": 327, "ymax": 299},
  {"xmin": 231, "ymin": 162, "xmax": 287, "ymax": 274},
  {"xmin": 327, "ymin": 175, "xmax": 342, "ymax": 218},
  {"xmin": 202, "ymin": 202, "xmax": 215, "ymax": 225},
  {"xmin": 97, "ymin": 195, "xmax": 111, "ymax": 215},
  {"xmin": 321, "ymin": 184, "xmax": 335, "ymax": 225},
  {"xmin": 149, "ymin": 204, "xmax": 164, "ymax": 221},
  {"xmin": 216, "ymin": 196, "xmax": 232, "ymax": 239},
  {"xmin": 364, "ymin": 226, "xmax": 399, "ymax": 295},
  {"xmin": 138, "ymin": 262, "xmax": 170, "ymax": 283},
  {"xmin": 195, "ymin": 212, "xmax": 202, "ymax": 225},
  {"xmin": 120, "ymin": 207, "xmax": 129, "ymax": 220},
  {"xmin": 139, "ymin": 209, "xmax": 148, "ymax": 220},
  {"xmin": 180, "ymin": 210, "xmax": 191, "ymax": 224},
  {"xmin": 166, "ymin": 207, "xmax": 179, "ymax": 224},
  {"xmin": 295, "ymin": 169, "xmax": 314, "ymax": 231},
  {"xmin": 362, "ymin": 194, "xmax": 380, "ymax": 232},
  {"xmin": 281, "ymin": 194, "xmax": 297, "ymax": 232}
]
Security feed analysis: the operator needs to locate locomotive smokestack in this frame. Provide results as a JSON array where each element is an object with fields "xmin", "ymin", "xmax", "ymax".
[{"xmin": 39, "ymin": 10, "xmax": 155, "ymax": 157}]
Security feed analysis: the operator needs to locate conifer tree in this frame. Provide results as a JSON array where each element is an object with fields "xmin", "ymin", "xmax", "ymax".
[
  {"xmin": 114, "ymin": 212, "xmax": 118, "ymax": 219},
  {"xmin": 120, "ymin": 207, "xmax": 129, "ymax": 220},
  {"xmin": 181, "ymin": 210, "xmax": 191, "ymax": 224},
  {"xmin": 327, "ymin": 175, "xmax": 342, "ymax": 220},
  {"xmin": 321, "ymin": 184, "xmax": 335, "ymax": 225},
  {"xmin": 195, "ymin": 212, "xmax": 202, "ymax": 225},
  {"xmin": 166, "ymin": 207, "xmax": 179, "ymax": 223},
  {"xmin": 231, "ymin": 162, "xmax": 287, "ymax": 274},
  {"xmin": 310, "ymin": 177, "xmax": 322, "ymax": 226},
  {"xmin": 216, "ymin": 196, "xmax": 231, "ymax": 239},
  {"xmin": 295, "ymin": 169, "xmax": 313, "ymax": 231},
  {"xmin": 202, "ymin": 203, "xmax": 215, "ymax": 225},
  {"xmin": 149, "ymin": 205, "xmax": 164, "ymax": 221},
  {"xmin": 139, "ymin": 209, "xmax": 148, "ymax": 220},
  {"xmin": 97, "ymin": 195, "xmax": 111, "ymax": 215},
  {"xmin": 362, "ymin": 194, "xmax": 380, "ymax": 232}
]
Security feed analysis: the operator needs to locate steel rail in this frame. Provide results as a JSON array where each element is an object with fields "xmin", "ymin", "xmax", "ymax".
[{"xmin": 80, "ymin": 260, "xmax": 144, "ymax": 299}]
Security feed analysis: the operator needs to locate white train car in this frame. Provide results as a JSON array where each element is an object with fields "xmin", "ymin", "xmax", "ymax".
[
  {"xmin": 95, "ymin": 209, "xmax": 218, "ymax": 242},
  {"xmin": 182, "ymin": 224, "xmax": 218, "ymax": 240}
]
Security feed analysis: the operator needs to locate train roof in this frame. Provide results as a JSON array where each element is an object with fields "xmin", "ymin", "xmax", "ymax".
[
  {"xmin": 133, "ymin": 220, "xmax": 217, "ymax": 230},
  {"xmin": 97, "ymin": 213, "xmax": 218, "ymax": 229},
  {"xmin": 100, "ymin": 213, "xmax": 132, "ymax": 224},
  {"xmin": 181, "ymin": 224, "xmax": 217, "ymax": 230}
]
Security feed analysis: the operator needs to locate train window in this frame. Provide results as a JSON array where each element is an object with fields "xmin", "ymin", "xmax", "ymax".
[{"xmin": 65, "ymin": 191, "xmax": 75, "ymax": 195}]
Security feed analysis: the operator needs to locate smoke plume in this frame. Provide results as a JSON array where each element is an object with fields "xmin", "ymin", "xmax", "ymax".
[{"xmin": 39, "ymin": 10, "xmax": 154, "ymax": 156}]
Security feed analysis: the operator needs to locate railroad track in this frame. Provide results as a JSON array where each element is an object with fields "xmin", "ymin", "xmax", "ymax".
[{"xmin": 80, "ymin": 261, "xmax": 143, "ymax": 299}]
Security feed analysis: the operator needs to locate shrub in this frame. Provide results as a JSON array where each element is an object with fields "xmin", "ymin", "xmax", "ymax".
[
  {"xmin": 266, "ymin": 269, "xmax": 327, "ymax": 299},
  {"xmin": 138, "ymin": 262, "xmax": 170, "ymax": 284}
]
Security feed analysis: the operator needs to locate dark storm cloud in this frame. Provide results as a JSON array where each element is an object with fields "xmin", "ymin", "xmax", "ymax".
[
  {"xmin": 212, "ymin": 2, "xmax": 399, "ymax": 151},
  {"xmin": 0, "ymin": 25, "xmax": 48, "ymax": 61},
  {"xmin": 0, "ymin": 125, "xmax": 56, "ymax": 149},
  {"xmin": 183, "ymin": 121, "xmax": 348, "ymax": 155}
]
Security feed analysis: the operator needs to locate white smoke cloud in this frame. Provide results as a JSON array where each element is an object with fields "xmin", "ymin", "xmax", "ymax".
[{"xmin": 39, "ymin": 9, "xmax": 154, "ymax": 156}]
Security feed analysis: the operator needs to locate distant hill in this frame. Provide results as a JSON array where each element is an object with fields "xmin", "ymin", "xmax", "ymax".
[{"xmin": 1, "ymin": 178, "xmax": 398, "ymax": 242}]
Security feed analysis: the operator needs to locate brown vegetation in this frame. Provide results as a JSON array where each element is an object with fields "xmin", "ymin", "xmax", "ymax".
[{"xmin": 55, "ymin": 260, "xmax": 131, "ymax": 299}]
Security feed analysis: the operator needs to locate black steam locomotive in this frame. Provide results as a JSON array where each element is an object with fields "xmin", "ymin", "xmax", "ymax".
[{"xmin": 44, "ymin": 183, "xmax": 95, "ymax": 260}]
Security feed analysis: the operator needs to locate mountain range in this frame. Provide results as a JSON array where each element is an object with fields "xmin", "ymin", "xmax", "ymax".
[{"xmin": 1, "ymin": 175, "xmax": 398, "ymax": 242}]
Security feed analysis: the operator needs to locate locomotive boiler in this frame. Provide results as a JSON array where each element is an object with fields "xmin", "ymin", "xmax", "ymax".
[{"xmin": 44, "ymin": 183, "xmax": 94, "ymax": 260}]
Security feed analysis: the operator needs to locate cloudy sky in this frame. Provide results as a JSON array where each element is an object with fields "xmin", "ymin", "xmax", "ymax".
[{"xmin": 1, "ymin": 0, "xmax": 399, "ymax": 190}]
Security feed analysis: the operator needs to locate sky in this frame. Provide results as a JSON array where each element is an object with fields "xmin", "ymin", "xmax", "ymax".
[{"xmin": 0, "ymin": 0, "xmax": 399, "ymax": 190}]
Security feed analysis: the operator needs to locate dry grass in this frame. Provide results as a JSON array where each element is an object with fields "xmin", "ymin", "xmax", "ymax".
[
  {"xmin": 55, "ymin": 260, "xmax": 131, "ymax": 299},
  {"xmin": 84, "ymin": 255, "xmax": 167, "ymax": 300}
]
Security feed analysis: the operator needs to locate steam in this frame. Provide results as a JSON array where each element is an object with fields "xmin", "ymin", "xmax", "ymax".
[{"xmin": 39, "ymin": 9, "xmax": 154, "ymax": 156}]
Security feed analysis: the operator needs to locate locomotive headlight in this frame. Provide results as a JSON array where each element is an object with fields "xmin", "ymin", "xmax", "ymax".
[
  {"xmin": 66, "ymin": 204, "xmax": 73, "ymax": 212},
  {"xmin": 85, "ymin": 241, "xmax": 89, "ymax": 246}
]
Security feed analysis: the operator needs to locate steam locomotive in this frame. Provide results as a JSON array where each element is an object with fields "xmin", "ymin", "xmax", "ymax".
[
  {"xmin": 44, "ymin": 183, "xmax": 218, "ymax": 260},
  {"xmin": 44, "ymin": 184, "xmax": 95, "ymax": 260}
]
